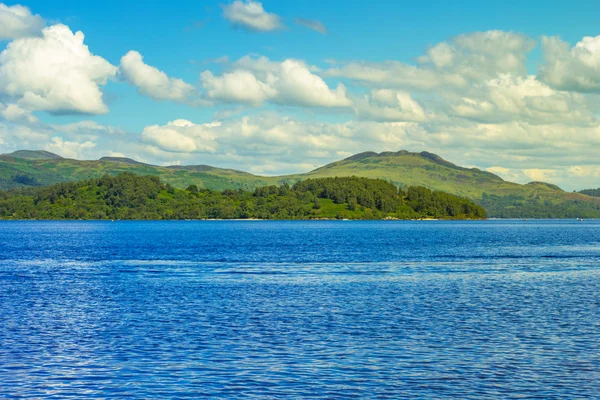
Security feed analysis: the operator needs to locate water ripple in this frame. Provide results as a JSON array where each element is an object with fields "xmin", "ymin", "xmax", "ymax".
[{"xmin": 1, "ymin": 220, "xmax": 600, "ymax": 398}]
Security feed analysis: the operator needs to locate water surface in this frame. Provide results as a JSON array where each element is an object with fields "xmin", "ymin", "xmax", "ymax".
[{"xmin": 1, "ymin": 220, "xmax": 599, "ymax": 398}]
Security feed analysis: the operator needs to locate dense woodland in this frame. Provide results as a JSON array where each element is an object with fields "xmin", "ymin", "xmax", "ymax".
[
  {"xmin": 0, "ymin": 173, "xmax": 486, "ymax": 220},
  {"xmin": 479, "ymin": 192, "xmax": 600, "ymax": 218},
  {"xmin": 579, "ymin": 188, "xmax": 600, "ymax": 198}
]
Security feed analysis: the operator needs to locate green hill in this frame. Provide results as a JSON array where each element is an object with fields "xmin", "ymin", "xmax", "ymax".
[
  {"xmin": 0, "ymin": 153, "xmax": 276, "ymax": 191},
  {"xmin": 1, "ymin": 149, "xmax": 599, "ymax": 218},
  {"xmin": 3, "ymin": 150, "xmax": 63, "ymax": 160},
  {"xmin": 292, "ymin": 151, "xmax": 600, "ymax": 218}
]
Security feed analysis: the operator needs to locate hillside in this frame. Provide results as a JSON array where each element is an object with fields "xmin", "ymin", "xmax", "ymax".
[
  {"xmin": 295, "ymin": 151, "xmax": 600, "ymax": 218},
  {"xmin": 3, "ymin": 150, "xmax": 63, "ymax": 160},
  {"xmin": 1, "ymin": 149, "xmax": 599, "ymax": 218},
  {"xmin": 0, "ymin": 173, "xmax": 486, "ymax": 220},
  {"xmin": 578, "ymin": 188, "xmax": 600, "ymax": 197},
  {"xmin": 0, "ymin": 153, "xmax": 276, "ymax": 191}
]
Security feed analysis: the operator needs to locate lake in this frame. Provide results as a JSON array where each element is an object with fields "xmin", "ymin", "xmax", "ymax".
[{"xmin": 1, "ymin": 220, "xmax": 599, "ymax": 398}]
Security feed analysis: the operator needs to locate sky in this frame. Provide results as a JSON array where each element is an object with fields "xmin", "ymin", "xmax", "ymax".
[{"xmin": 1, "ymin": 1, "xmax": 600, "ymax": 190}]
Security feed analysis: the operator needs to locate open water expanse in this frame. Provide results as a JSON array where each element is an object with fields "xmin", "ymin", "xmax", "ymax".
[{"xmin": 1, "ymin": 220, "xmax": 599, "ymax": 398}]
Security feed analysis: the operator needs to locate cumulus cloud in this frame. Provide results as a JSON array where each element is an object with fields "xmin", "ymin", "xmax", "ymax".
[
  {"xmin": 222, "ymin": 0, "xmax": 284, "ymax": 32},
  {"xmin": 324, "ymin": 60, "xmax": 467, "ymax": 90},
  {"xmin": 448, "ymin": 74, "xmax": 595, "ymax": 126},
  {"xmin": 141, "ymin": 119, "xmax": 218, "ymax": 153},
  {"xmin": 138, "ymin": 114, "xmax": 426, "ymax": 174},
  {"xmin": 418, "ymin": 30, "xmax": 535, "ymax": 80},
  {"xmin": 0, "ymin": 3, "xmax": 44, "ymax": 40},
  {"xmin": 538, "ymin": 35, "xmax": 600, "ymax": 93},
  {"xmin": 0, "ymin": 103, "xmax": 38, "ymax": 124},
  {"xmin": 201, "ymin": 57, "xmax": 351, "ymax": 107},
  {"xmin": 54, "ymin": 120, "xmax": 126, "ymax": 140},
  {"xmin": 354, "ymin": 89, "xmax": 427, "ymax": 122},
  {"xmin": 0, "ymin": 122, "xmax": 47, "ymax": 148},
  {"xmin": 295, "ymin": 18, "xmax": 327, "ymax": 34},
  {"xmin": 119, "ymin": 51, "xmax": 197, "ymax": 104},
  {"xmin": 0, "ymin": 24, "xmax": 117, "ymax": 115},
  {"xmin": 201, "ymin": 69, "xmax": 275, "ymax": 106},
  {"xmin": 45, "ymin": 136, "xmax": 96, "ymax": 159},
  {"xmin": 326, "ymin": 30, "xmax": 535, "ymax": 90}
]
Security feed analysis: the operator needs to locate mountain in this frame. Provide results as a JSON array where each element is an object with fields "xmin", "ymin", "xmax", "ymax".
[
  {"xmin": 295, "ymin": 150, "xmax": 506, "ymax": 197},
  {"xmin": 98, "ymin": 156, "xmax": 149, "ymax": 165},
  {"xmin": 0, "ymin": 152, "xmax": 276, "ymax": 192},
  {"xmin": 292, "ymin": 151, "xmax": 600, "ymax": 218},
  {"xmin": 1, "ymin": 149, "xmax": 599, "ymax": 217},
  {"xmin": 2, "ymin": 150, "xmax": 63, "ymax": 160}
]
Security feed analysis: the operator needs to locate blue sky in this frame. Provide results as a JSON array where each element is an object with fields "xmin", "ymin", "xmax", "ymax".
[{"xmin": 1, "ymin": 0, "xmax": 600, "ymax": 189}]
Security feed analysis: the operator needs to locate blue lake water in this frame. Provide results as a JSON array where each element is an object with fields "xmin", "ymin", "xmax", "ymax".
[{"xmin": 1, "ymin": 220, "xmax": 600, "ymax": 398}]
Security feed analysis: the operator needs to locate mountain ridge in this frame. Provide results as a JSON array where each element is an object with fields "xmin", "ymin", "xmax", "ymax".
[{"xmin": 2, "ymin": 150, "xmax": 63, "ymax": 160}]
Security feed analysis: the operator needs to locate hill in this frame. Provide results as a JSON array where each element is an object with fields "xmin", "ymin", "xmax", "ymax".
[
  {"xmin": 0, "ymin": 173, "xmax": 485, "ymax": 220},
  {"xmin": 0, "ymin": 152, "xmax": 276, "ymax": 192},
  {"xmin": 1, "ymin": 149, "xmax": 599, "ymax": 218},
  {"xmin": 2, "ymin": 150, "xmax": 63, "ymax": 160},
  {"xmin": 290, "ymin": 151, "xmax": 600, "ymax": 218}
]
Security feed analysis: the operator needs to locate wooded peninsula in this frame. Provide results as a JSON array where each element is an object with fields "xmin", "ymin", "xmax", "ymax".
[{"xmin": 0, "ymin": 173, "xmax": 486, "ymax": 220}]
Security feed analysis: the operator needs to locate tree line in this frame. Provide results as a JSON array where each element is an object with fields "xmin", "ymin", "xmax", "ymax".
[
  {"xmin": 578, "ymin": 188, "xmax": 600, "ymax": 198},
  {"xmin": 0, "ymin": 173, "xmax": 486, "ymax": 220}
]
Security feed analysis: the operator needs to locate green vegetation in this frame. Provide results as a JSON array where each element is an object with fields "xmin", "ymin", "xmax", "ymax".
[
  {"xmin": 479, "ymin": 192, "xmax": 600, "ymax": 218},
  {"xmin": 578, "ymin": 188, "xmax": 600, "ymax": 198},
  {"xmin": 0, "ymin": 173, "xmax": 486, "ymax": 220},
  {"xmin": 0, "ymin": 153, "xmax": 276, "ymax": 192},
  {"xmin": 2, "ymin": 149, "xmax": 599, "ymax": 218}
]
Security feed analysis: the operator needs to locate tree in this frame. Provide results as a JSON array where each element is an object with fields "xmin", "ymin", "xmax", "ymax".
[{"xmin": 186, "ymin": 184, "xmax": 199, "ymax": 194}]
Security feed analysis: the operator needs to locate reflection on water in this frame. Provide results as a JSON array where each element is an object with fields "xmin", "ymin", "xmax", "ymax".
[{"xmin": 1, "ymin": 220, "xmax": 600, "ymax": 398}]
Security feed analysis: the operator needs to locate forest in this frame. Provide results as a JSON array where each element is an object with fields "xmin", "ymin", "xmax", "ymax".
[
  {"xmin": 578, "ymin": 188, "xmax": 600, "ymax": 198},
  {"xmin": 0, "ymin": 173, "xmax": 486, "ymax": 220}
]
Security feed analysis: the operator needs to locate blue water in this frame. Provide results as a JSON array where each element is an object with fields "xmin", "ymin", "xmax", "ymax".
[{"xmin": 1, "ymin": 220, "xmax": 600, "ymax": 398}]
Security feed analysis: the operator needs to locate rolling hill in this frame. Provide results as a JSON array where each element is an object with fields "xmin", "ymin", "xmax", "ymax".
[{"xmin": 1, "ymin": 149, "xmax": 599, "ymax": 218}]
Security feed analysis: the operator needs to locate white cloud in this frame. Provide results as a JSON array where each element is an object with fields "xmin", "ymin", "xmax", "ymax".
[
  {"xmin": 232, "ymin": 54, "xmax": 281, "ymax": 74},
  {"xmin": 448, "ymin": 74, "xmax": 595, "ymax": 126},
  {"xmin": 522, "ymin": 168, "xmax": 559, "ymax": 182},
  {"xmin": 539, "ymin": 35, "xmax": 600, "ymax": 93},
  {"xmin": 0, "ymin": 122, "xmax": 47, "ymax": 148},
  {"xmin": 201, "ymin": 57, "xmax": 351, "ymax": 107},
  {"xmin": 486, "ymin": 166, "xmax": 519, "ymax": 182},
  {"xmin": 420, "ymin": 30, "xmax": 536, "ymax": 80},
  {"xmin": 138, "ymin": 114, "xmax": 425, "ymax": 174},
  {"xmin": 0, "ymin": 24, "xmax": 117, "ymax": 115},
  {"xmin": 44, "ymin": 136, "xmax": 96, "ymax": 159},
  {"xmin": 326, "ymin": 30, "xmax": 535, "ymax": 90},
  {"xmin": 201, "ymin": 69, "xmax": 275, "ymax": 106},
  {"xmin": 54, "ymin": 120, "xmax": 126, "ymax": 140},
  {"xmin": 141, "ymin": 119, "xmax": 218, "ymax": 153},
  {"xmin": 119, "ymin": 50, "xmax": 197, "ymax": 104},
  {"xmin": 354, "ymin": 89, "xmax": 427, "ymax": 122},
  {"xmin": 222, "ymin": 0, "xmax": 284, "ymax": 32},
  {"xmin": 0, "ymin": 103, "xmax": 38, "ymax": 124},
  {"xmin": 324, "ymin": 60, "xmax": 468, "ymax": 90},
  {"xmin": 0, "ymin": 3, "xmax": 44, "ymax": 40},
  {"xmin": 568, "ymin": 165, "xmax": 600, "ymax": 179},
  {"xmin": 295, "ymin": 18, "xmax": 327, "ymax": 34}
]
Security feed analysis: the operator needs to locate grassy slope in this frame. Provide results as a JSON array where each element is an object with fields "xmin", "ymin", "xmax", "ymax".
[
  {"xmin": 0, "ymin": 156, "xmax": 278, "ymax": 191},
  {"xmin": 2, "ymin": 150, "xmax": 599, "ymax": 217},
  {"xmin": 291, "ymin": 151, "xmax": 600, "ymax": 216},
  {"xmin": 292, "ymin": 151, "xmax": 553, "ymax": 197}
]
